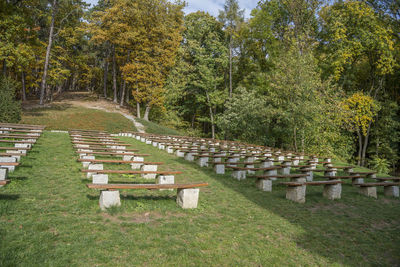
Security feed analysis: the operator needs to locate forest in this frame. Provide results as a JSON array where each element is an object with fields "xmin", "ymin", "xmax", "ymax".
[{"xmin": 0, "ymin": 0, "xmax": 399, "ymax": 173}]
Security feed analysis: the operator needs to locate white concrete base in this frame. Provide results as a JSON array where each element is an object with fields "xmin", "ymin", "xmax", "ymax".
[
  {"xmin": 323, "ymin": 184, "xmax": 342, "ymax": 200},
  {"xmin": 384, "ymin": 186, "xmax": 399, "ymax": 197},
  {"xmin": 184, "ymin": 153, "xmax": 195, "ymax": 161},
  {"xmin": 214, "ymin": 164, "xmax": 225, "ymax": 174},
  {"xmin": 359, "ymin": 186, "xmax": 377, "ymax": 198},
  {"xmin": 87, "ymin": 164, "xmax": 103, "ymax": 178},
  {"xmin": 232, "ymin": 170, "xmax": 246, "ymax": 180},
  {"xmin": 123, "ymin": 155, "xmax": 134, "ymax": 161},
  {"xmin": 156, "ymin": 175, "xmax": 175, "ymax": 191},
  {"xmin": 141, "ymin": 165, "xmax": 157, "ymax": 179},
  {"xmin": 81, "ymin": 156, "xmax": 95, "ymax": 168},
  {"xmin": 352, "ymin": 178, "xmax": 364, "ymax": 186},
  {"xmin": 256, "ymin": 179, "xmax": 272, "ymax": 192},
  {"xmin": 0, "ymin": 168, "xmax": 7, "ymax": 180},
  {"xmin": 286, "ymin": 185, "xmax": 306, "ymax": 203},
  {"xmin": 177, "ymin": 188, "xmax": 199, "ymax": 209},
  {"xmin": 197, "ymin": 157, "xmax": 209, "ymax": 167},
  {"xmin": 99, "ymin": 190, "xmax": 121, "ymax": 210},
  {"xmin": 130, "ymin": 156, "xmax": 144, "ymax": 170},
  {"xmin": 93, "ymin": 174, "xmax": 109, "ymax": 184}
]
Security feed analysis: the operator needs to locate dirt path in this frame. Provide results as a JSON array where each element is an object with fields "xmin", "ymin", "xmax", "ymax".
[{"xmin": 23, "ymin": 92, "xmax": 146, "ymax": 133}]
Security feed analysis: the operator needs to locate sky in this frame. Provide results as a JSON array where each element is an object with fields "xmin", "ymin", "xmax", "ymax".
[{"xmin": 85, "ymin": 0, "xmax": 259, "ymax": 19}]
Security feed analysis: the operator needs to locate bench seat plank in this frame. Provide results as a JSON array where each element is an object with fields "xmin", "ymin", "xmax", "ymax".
[
  {"xmin": 87, "ymin": 182, "xmax": 208, "ymax": 190},
  {"xmin": 81, "ymin": 169, "xmax": 182, "ymax": 174},
  {"xmin": 77, "ymin": 159, "xmax": 163, "ymax": 165}
]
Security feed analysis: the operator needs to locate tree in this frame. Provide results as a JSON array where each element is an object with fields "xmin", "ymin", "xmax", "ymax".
[{"xmin": 218, "ymin": 0, "xmax": 244, "ymax": 97}]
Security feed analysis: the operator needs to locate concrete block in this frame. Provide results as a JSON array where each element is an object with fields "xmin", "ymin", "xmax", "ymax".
[
  {"xmin": 156, "ymin": 175, "xmax": 175, "ymax": 191},
  {"xmin": 131, "ymin": 156, "xmax": 144, "ymax": 170},
  {"xmin": 384, "ymin": 185, "xmax": 399, "ymax": 197},
  {"xmin": 140, "ymin": 137, "xmax": 146, "ymax": 142},
  {"xmin": 197, "ymin": 156, "xmax": 209, "ymax": 167},
  {"xmin": 99, "ymin": 190, "xmax": 121, "ymax": 210},
  {"xmin": 87, "ymin": 164, "xmax": 103, "ymax": 178},
  {"xmin": 76, "ymin": 144, "xmax": 89, "ymax": 148},
  {"xmin": 324, "ymin": 169, "xmax": 337, "ymax": 177},
  {"xmin": 279, "ymin": 166, "xmax": 291, "ymax": 175},
  {"xmin": 260, "ymin": 160, "xmax": 273, "ymax": 168},
  {"xmin": 286, "ymin": 185, "xmax": 306, "ymax": 203},
  {"xmin": 136, "ymin": 136, "xmax": 141, "ymax": 140},
  {"xmin": 359, "ymin": 186, "xmax": 377, "ymax": 198},
  {"xmin": 152, "ymin": 142, "xmax": 158, "ymax": 147},
  {"xmin": 176, "ymin": 150, "xmax": 185, "ymax": 157},
  {"xmin": 158, "ymin": 143, "xmax": 165, "ymax": 150},
  {"xmin": 15, "ymin": 143, "xmax": 31, "ymax": 149},
  {"xmin": 323, "ymin": 184, "xmax": 342, "ymax": 200},
  {"xmin": 141, "ymin": 164, "xmax": 157, "ymax": 179},
  {"xmin": 123, "ymin": 155, "xmax": 134, "ymax": 161},
  {"xmin": 146, "ymin": 140, "xmax": 152, "ymax": 145},
  {"xmin": 0, "ymin": 168, "xmax": 7, "ymax": 180},
  {"xmin": 184, "ymin": 152, "xmax": 195, "ymax": 161},
  {"xmin": 0, "ymin": 157, "xmax": 16, "ymax": 172},
  {"xmin": 352, "ymin": 177, "xmax": 364, "ymax": 186},
  {"xmin": 92, "ymin": 174, "xmax": 109, "ymax": 184},
  {"xmin": 81, "ymin": 156, "xmax": 95, "ymax": 168},
  {"xmin": 214, "ymin": 164, "xmax": 225, "ymax": 174},
  {"xmin": 232, "ymin": 170, "xmax": 246, "ymax": 180},
  {"xmin": 176, "ymin": 188, "xmax": 199, "ymax": 209},
  {"xmin": 256, "ymin": 179, "xmax": 272, "ymax": 192}
]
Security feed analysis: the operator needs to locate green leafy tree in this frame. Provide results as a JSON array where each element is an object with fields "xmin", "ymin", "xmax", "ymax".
[{"xmin": 0, "ymin": 76, "xmax": 21, "ymax": 123}]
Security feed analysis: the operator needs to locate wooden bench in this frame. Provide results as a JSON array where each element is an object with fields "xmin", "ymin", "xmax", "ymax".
[
  {"xmin": 252, "ymin": 174, "xmax": 308, "ymax": 191},
  {"xmin": 74, "ymin": 146, "xmax": 138, "ymax": 152},
  {"xmin": 227, "ymin": 166, "xmax": 281, "ymax": 180},
  {"xmin": 281, "ymin": 180, "xmax": 344, "ymax": 203},
  {"xmin": 86, "ymin": 182, "xmax": 208, "ymax": 210},
  {"xmin": 353, "ymin": 182, "xmax": 400, "ymax": 198}
]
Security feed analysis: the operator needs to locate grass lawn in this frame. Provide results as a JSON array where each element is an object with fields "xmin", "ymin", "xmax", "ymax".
[
  {"xmin": 136, "ymin": 118, "xmax": 183, "ymax": 136},
  {"xmin": 0, "ymin": 132, "xmax": 399, "ymax": 266},
  {"xmin": 20, "ymin": 104, "xmax": 137, "ymax": 132}
]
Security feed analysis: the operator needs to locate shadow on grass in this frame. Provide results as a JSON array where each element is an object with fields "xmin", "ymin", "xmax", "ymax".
[
  {"xmin": 172, "ymin": 156, "xmax": 400, "ymax": 266},
  {"xmin": 24, "ymin": 103, "xmax": 73, "ymax": 116},
  {"xmin": 9, "ymin": 176, "xmax": 28, "ymax": 181},
  {"xmin": 0, "ymin": 194, "xmax": 20, "ymax": 200}
]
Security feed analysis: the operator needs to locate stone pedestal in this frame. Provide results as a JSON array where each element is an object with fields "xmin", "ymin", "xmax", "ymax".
[
  {"xmin": 352, "ymin": 177, "xmax": 364, "ymax": 186},
  {"xmin": 197, "ymin": 156, "xmax": 209, "ymax": 167},
  {"xmin": 99, "ymin": 190, "xmax": 121, "ymax": 210},
  {"xmin": 0, "ymin": 157, "xmax": 17, "ymax": 172},
  {"xmin": 156, "ymin": 175, "xmax": 174, "ymax": 191},
  {"xmin": 81, "ymin": 156, "xmax": 95, "ymax": 168},
  {"xmin": 184, "ymin": 152, "xmax": 195, "ymax": 161},
  {"xmin": 141, "ymin": 165, "xmax": 158, "ymax": 179},
  {"xmin": 232, "ymin": 170, "xmax": 246, "ymax": 180},
  {"xmin": 384, "ymin": 186, "xmax": 399, "ymax": 197},
  {"xmin": 214, "ymin": 164, "xmax": 225, "ymax": 174},
  {"xmin": 123, "ymin": 155, "xmax": 134, "ymax": 161},
  {"xmin": 324, "ymin": 169, "xmax": 337, "ymax": 177},
  {"xmin": 286, "ymin": 185, "xmax": 306, "ymax": 203},
  {"xmin": 145, "ymin": 140, "xmax": 152, "ymax": 145},
  {"xmin": 0, "ymin": 168, "xmax": 7, "ymax": 180},
  {"xmin": 176, "ymin": 188, "xmax": 199, "ymax": 209},
  {"xmin": 359, "ymin": 186, "xmax": 377, "ymax": 198},
  {"xmin": 256, "ymin": 179, "xmax": 272, "ymax": 192},
  {"xmin": 131, "ymin": 156, "xmax": 144, "ymax": 170},
  {"xmin": 264, "ymin": 169, "xmax": 277, "ymax": 180},
  {"xmin": 87, "ymin": 164, "xmax": 103, "ymax": 178},
  {"xmin": 93, "ymin": 174, "xmax": 109, "ymax": 184},
  {"xmin": 176, "ymin": 150, "xmax": 185, "ymax": 158},
  {"xmin": 260, "ymin": 160, "xmax": 273, "ymax": 168},
  {"xmin": 323, "ymin": 184, "xmax": 342, "ymax": 200},
  {"xmin": 152, "ymin": 142, "xmax": 158, "ymax": 147}
]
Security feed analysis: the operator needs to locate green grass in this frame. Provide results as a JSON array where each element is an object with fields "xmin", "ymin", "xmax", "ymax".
[
  {"xmin": 0, "ymin": 132, "xmax": 399, "ymax": 266},
  {"xmin": 136, "ymin": 118, "xmax": 183, "ymax": 136},
  {"xmin": 20, "ymin": 104, "xmax": 137, "ymax": 133}
]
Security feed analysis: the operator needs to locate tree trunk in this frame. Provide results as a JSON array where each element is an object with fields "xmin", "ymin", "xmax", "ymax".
[
  {"xmin": 112, "ymin": 45, "xmax": 118, "ymax": 103},
  {"xmin": 293, "ymin": 126, "xmax": 297, "ymax": 152},
  {"xmin": 39, "ymin": 0, "xmax": 56, "ymax": 105},
  {"xmin": 229, "ymin": 38, "xmax": 232, "ymax": 98},
  {"xmin": 361, "ymin": 122, "xmax": 372, "ymax": 166},
  {"xmin": 103, "ymin": 53, "xmax": 109, "ymax": 98},
  {"xmin": 125, "ymin": 87, "xmax": 130, "ymax": 102},
  {"xmin": 143, "ymin": 104, "xmax": 151, "ymax": 121},
  {"xmin": 356, "ymin": 129, "xmax": 362, "ymax": 166},
  {"xmin": 120, "ymin": 51, "xmax": 130, "ymax": 107},
  {"xmin": 2, "ymin": 59, "xmax": 6, "ymax": 76},
  {"xmin": 206, "ymin": 91, "xmax": 215, "ymax": 139},
  {"xmin": 21, "ymin": 71, "xmax": 26, "ymax": 101}
]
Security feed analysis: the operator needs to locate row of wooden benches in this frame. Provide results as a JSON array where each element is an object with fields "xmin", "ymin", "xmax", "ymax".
[
  {"xmin": 127, "ymin": 132, "xmax": 399, "ymax": 203},
  {"xmin": 69, "ymin": 129, "xmax": 208, "ymax": 210},
  {"xmin": 0, "ymin": 123, "xmax": 46, "ymax": 187}
]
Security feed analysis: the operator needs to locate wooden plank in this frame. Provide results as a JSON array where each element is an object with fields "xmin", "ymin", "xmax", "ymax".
[
  {"xmin": 72, "ymin": 141, "xmax": 131, "ymax": 146},
  {"xmin": 321, "ymin": 175, "xmax": 362, "ymax": 179},
  {"xmin": 81, "ymin": 169, "xmax": 182, "ymax": 174},
  {"xmin": 0, "ymin": 152, "xmax": 27, "ymax": 156},
  {"xmin": 305, "ymin": 180, "xmax": 344, "ymax": 185},
  {"xmin": 0, "ymin": 180, "xmax": 11, "ymax": 186},
  {"xmin": 0, "ymin": 147, "xmax": 31, "ymax": 151},
  {"xmin": 0, "ymin": 140, "xmax": 35, "ymax": 144},
  {"xmin": 76, "ymin": 151, "xmax": 149, "ymax": 156},
  {"xmin": 74, "ymin": 146, "xmax": 138, "ymax": 152},
  {"xmin": 0, "ymin": 129, "xmax": 42, "ymax": 134},
  {"xmin": 0, "ymin": 135, "xmax": 39, "ymax": 139},
  {"xmin": 86, "ymin": 182, "xmax": 209, "ymax": 190},
  {"xmin": 355, "ymin": 183, "xmax": 400, "ymax": 187},
  {"xmin": 77, "ymin": 159, "xmax": 163, "ymax": 164},
  {"xmin": 0, "ymin": 162, "xmax": 20, "ymax": 166},
  {"xmin": 0, "ymin": 123, "xmax": 45, "ymax": 129}
]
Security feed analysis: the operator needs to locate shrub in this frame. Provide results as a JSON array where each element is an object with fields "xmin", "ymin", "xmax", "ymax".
[
  {"xmin": 0, "ymin": 76, "xmax": 21, "ymax": 123},
  {"xmin": 369, "ymin": 156, "xmax": 390, "ymax": 174}
]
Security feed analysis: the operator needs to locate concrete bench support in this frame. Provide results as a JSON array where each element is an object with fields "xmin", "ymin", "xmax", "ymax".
[
  {"xmin": 93, "ymin": 174, "xmax": 109, "ymax": 184},
  {"xmin": 131, "ymin": 157, "xmax": 144, "ymax": 170},
  {"xmin": 197, "ymin": 156, "xmax": 209, "ymax": 167},
  {"xmin": 359, "ymin": 186, "xmax": 377, "ymax": 198},
  {"xmin": 99, "ymin": 190, "xmax": 121, "ymax": 210},
  {"xmin": 156, "ymin": 175, "xmax": 175, "ymax": 191},
  {"xmin": 177, "ymin": 188, "xmax": 199, "ymax": 209},
  {"xmin": 384, "ymin": 186, "xmax": 399, "ymax": 197},
  {"xmin": 0, "ymin": 157, "xmax": 17, "ymax": 172},
  {"xmin": 0, "ymin": 168, "xmax": 7, "ymax": 180},
  {"xmin": 323, "ymin": 183, "xmax": 342, "ymax": 200},
  {"xmin": 87, "ymin": 164, "xmax": 103, "ymax": 178},
  {"xmin": 184, "ymin": 152, "xmax": 195, "ymax": 161},
  {"xmin": 141, "ymin": 165, "xmax": 158, "ymax": 179},
  {"xmin": 256, "ymin": 179, "xmax": 272, "ymax": 192},
  {"xmin": 232, "ymin": 169, "xmax": 246, "ymax": 180},
  {"xmin": 214, "ymin": 164, "xmax": 225, "ymax": 174},
  {"xmin": 81, "ymin": 156, "xmax": 95, "ymax": 168},
  {"xmin": 286, "ymin": 185, "xmax": 306, "ymax": 203}
]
